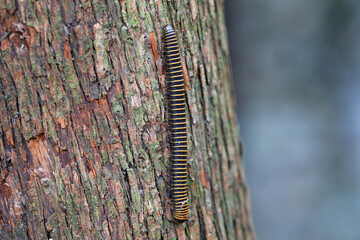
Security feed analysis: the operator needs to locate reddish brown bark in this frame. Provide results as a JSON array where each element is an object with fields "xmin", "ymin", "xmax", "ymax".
[{"xmin": 0, "ymin": 0, "xmax": 254, "ymax": 239}]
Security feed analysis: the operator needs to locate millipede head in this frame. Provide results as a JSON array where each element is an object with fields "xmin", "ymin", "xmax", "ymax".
[{"xmin": 163, "ymin": 24, "xmax": 173, "ymax": 33}]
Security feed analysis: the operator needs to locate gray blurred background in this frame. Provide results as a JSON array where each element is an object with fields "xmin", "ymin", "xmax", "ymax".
[{"xmin": 225, "ymin": 1, "xmax": 360, "ymax": 240}]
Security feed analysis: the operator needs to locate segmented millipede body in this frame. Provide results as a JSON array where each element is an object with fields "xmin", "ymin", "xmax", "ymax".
[{"xmin": 163, "ymin": 24, "xmax": 188, "ymax": 223}]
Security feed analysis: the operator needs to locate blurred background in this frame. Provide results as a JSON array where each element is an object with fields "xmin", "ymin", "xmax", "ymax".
[{"xmin": 225, "ymin": 1, "xmax": 360, "ymax": 240}]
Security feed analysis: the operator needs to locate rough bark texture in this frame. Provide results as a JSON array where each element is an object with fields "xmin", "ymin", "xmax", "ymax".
[{"xmin": 0, "ymin": 0, "xmax": 254, "ymax": 239}]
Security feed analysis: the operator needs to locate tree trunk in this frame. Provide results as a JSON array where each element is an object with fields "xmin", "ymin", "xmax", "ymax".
[{"xmin": 0, "ymin": 0, "xmax": 254, "ymax": 239}]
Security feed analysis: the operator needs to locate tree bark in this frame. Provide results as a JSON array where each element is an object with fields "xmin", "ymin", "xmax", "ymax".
[{"xmin": 0, "ymin": 0, "xmax": 254, "ymax": 239}]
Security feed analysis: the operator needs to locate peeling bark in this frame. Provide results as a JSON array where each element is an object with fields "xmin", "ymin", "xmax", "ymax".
[{"xmin": 0, "ymin": 0, "xmax": 254, "ymax": 239}]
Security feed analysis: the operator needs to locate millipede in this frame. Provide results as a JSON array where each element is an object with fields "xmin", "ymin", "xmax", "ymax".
[{"xmin": 163, "ymin": 24, "xmax": 189, "ymax": 223}]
